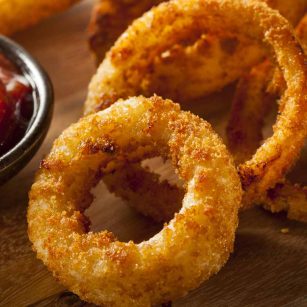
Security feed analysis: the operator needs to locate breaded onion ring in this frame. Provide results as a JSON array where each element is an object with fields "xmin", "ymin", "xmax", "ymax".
[
  {"xmin": 85, "ymin": 0, "xmax": 307, "ymax": 208},
  {"xmin": 227, "ymin": 14, "xmax": 307, "ymax": 221},
  {"xmin": 0, "ymin": 0, "xmax": 80, "ymax": 36},
  {"xmin": 86, "ymin": 2, "xmax": 267, "ymax": 105},
  {"xmin": 227, "ymin": 15, "xmax": 307, "ymax": 164},
  {"xmin": 28, "ymin": 96, "xmax": 242, "ymax": 306},
  {"xmin": 88, "ymin": 0, "xmax": 307, "ymax": 64}
]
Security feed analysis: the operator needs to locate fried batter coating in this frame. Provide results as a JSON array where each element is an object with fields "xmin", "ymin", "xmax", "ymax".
[
  {"xmin": 85, "ymin": 0, "xmax": 307, "ymax": 212},
  {"xmin": 88, "ymin": 1, "xmax": 267, "ymax": 98},
  {"xmin": 88, "ymin": 0, "xmax": 307, "ymax": 64},
  {"xmin": 28, "ymin": 96, "xmax": 242, "ymax": 306},
  {"xmin": 227, "ymin": 15, "xmax": 307, "ymax": 222},
  {"xmin": 0, "ymin": 0, "xmax": 80, "ymax": 35}
]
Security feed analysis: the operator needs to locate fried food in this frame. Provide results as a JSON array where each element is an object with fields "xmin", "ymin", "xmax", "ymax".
[
  {"xmin": 227, "ymin": 15, "xmax": 307, "ymax": 221},
  {"xmin": 86, "ymin": 0, "xmax": 306, "ymax": 109},
  {"xmin": 85, "ymin": 0, "xmax": 307, "ymax": 212},
  {"xmin": 88, "ymin": 0, "xmax": 306, "ymax": 65},
  {"xmin": 0, "ymin": 0, "xmax": 80, "ymax": 36},
  {"xmin": 88, "ymin": 1, "xmax": 267, "ymax": 98},
  {"xmin": 28, "ymin": 96, "xmax": 242, "ymax": 306}
]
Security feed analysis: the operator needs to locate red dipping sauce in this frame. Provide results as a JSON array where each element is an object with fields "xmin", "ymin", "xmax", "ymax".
[{"xmin": 0, "ymin": 54, "xmax": 33, "ymax": 155}]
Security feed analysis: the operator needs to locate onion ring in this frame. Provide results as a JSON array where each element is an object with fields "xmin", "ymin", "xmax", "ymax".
[
  {"xmin": 85, "ymin": 0, "xmax": 307, "ymax": 210},
  {"xmin": 28, "ymin": 96, "xmax": 242, "ymax": 306},
  {"xmin": 0, "ymin": 0, "xmax": 80, "ymax": 36},
  {"xmin": 86, "ymin": 3, "xmax": 269, "ymax": 106},
  {"xmin": 88, "ymin": 0, "xmax": 307, "ymax": 64},
  {"xmin": 227, "ymin": 14, "xmax": 307, "ymax": 221}
]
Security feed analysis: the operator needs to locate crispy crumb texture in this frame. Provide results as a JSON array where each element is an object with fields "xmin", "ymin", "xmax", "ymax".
[
  {"xmin": 88, "ymin": 0, "xmax": 306, "ymax": 64},
  {"xmin": 85, "ymin": 0, "xmax": 307, "ymax": 211},
  {"xmin": 227, "ymin": 14, "xmax": 307, "ymax": 221},
  {"xmin": 28, "ymin": 96, "xmax": 242, "ymax": 306}
]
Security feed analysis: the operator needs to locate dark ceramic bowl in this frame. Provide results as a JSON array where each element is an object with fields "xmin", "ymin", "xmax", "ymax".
[{"xmin": 0, "ymin": 35, "xmax": 53, "ymax": 184}]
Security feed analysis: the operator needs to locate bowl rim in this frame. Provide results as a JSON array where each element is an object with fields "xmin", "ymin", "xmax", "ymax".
[{"xmin": 0, "ymin": 35, "xmax": 53, "ymax": 180}]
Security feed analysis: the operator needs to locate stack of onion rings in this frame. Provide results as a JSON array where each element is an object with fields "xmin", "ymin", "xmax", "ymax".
[
  {"xmin": 85, "ymin": 0, "xmax": 307, "ymax": 211},
  {"xmin": 28, "ymin": 96, "xmax": 242, "ymax": 306},
  {"xmin": 27, "ymin": 0, "xmax": 307, "ymax": 305}
]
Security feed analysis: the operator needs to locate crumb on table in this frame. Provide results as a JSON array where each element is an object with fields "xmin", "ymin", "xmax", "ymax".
[{"xmin": 280, "ymin": 228, "xmax": 290, "ymax": 234}]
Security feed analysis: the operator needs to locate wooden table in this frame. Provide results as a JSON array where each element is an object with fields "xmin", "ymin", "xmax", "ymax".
[{"xmin": 0, "ymin": 1, "xmax": 306, "ymax": 306}]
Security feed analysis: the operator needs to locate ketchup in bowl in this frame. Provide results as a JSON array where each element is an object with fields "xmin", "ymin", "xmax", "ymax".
[{"xmin": 0, "ymin": 54, "xmax": 33, "ymax": 155}]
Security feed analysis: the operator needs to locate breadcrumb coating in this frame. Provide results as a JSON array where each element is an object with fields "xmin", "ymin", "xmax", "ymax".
[
  {"xmin": 28, "ymin": 96, "xmax": 242, "ymax": 306},
  {"xmin": 85, "ymin": 0, "xmax": 307, "ymax": 210},
  {"xmin": 227, "ymin": 15, "xmax": 307, "ymax": 221},
  {"xmin": 88, "ymin": 0, "xmax": 306, "ymax": 63}
]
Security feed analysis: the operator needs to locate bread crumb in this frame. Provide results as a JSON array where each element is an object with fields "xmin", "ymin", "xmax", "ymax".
[{"xmin": 280, "ymin": 228, "xmax": 289, "ymax": 234}]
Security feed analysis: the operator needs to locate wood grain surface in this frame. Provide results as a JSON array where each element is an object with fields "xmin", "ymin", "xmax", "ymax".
[{"xmin": 0, "ymin": 1, "xmax": 306, "ymax": 306}]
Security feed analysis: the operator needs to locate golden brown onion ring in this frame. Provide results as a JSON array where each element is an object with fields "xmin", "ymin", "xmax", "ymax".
[
  {"xmin": 85, "ymin": 0, "xmax": 307, "ymax": 208},
  {"xmin": 88, "ymin": 0, "xmax": 307, "ymax": 65},
  {"xmin": 227, "ymin": 14, "xmax": 307, "ymax": 165},
  {"xmin": 86, "ymin": 2, "xmax": 267, "ymax": 106},
  {"xmin": 227, "ymin": 14, "xmax": 307, "ymax": 221},
  {"xmin": 0, "ymin": 0, "xmax": 80, "ymax": 35},
  {"xmin": 28, "ymin": 96, "xmax": 242, "ymax": 306}
]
